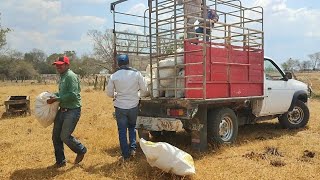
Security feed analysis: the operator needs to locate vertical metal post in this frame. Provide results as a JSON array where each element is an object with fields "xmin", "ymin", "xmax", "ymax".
[
  {"xmin": 112, "ymin": 8, "xmax": 117, "ymax": 73},
  {"xmin": 227, "ymin": 25, "xmax": 231, "ymax": 96},
  {"xmin": 148, "ymin": 0, "xmax": 153, "ymax": 98},
  {"xmin": 136, "ymin": 35, "xmax": 139, "ymax": 55},
  {"xmin": 202, "ymin": 0, "xmax": 207, "ymax": 99},
  {"xmin": 174, "ymin": 0, "xmax": 178, "ymax": 98},
  {"xmin": 155, "ymin": 0, "xmax": 160, "ymax": 97}
]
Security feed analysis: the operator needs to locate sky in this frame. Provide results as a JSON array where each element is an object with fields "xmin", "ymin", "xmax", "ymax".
[{"xmin": 0, "ymin": 0, "xmax": 319, "ymax": 63}]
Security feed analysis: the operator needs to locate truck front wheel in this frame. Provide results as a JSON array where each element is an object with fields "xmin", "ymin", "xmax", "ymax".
[
  {"xmin": 207, "ymin": 108, "xmax": 238, "ymax": 145},
  {"xmin": 278, "ymin": 100, "xmax": 309, "ymax": 129}
]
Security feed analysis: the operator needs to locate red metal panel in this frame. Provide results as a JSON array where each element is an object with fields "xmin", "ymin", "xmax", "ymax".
[{"xmin": 184, "ymin": 41, "xmax": 263, "ymax": 99}]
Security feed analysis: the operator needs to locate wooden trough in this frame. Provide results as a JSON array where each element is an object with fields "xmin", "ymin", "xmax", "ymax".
[{"xmin": 4, "ymin": 96, "xmax": 31, "ymax": 116}]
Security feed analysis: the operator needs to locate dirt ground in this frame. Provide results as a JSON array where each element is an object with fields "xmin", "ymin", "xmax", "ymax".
[{"xmin": 0, "ymin": 83, "xmax": 319, "ymax": 180}]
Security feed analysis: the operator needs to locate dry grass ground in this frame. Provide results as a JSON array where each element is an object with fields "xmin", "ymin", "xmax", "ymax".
[{"xmin": 0, "ymin": 75, "xmax": 320, "ymax": 180}]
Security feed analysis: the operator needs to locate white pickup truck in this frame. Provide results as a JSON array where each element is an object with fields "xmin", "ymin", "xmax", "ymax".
[
  {"xmin": 136, "ymin": 57, "xmax": 310, "ymax": 151},
  {"xmin": 110, "ymin": 0, "xmax": 310, "ymax": 151}
]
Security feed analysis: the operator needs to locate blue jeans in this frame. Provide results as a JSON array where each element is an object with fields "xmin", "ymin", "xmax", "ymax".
[
  {"xmin": 196, "ymin": 27, "xmax": 211, "ymax": 42},
  {"xmin": 52, "ymin": 108, "xmax": 87, "ymax": 164},
  {"xmin": 115, "ymin": 106, "xmax": 138, "ymax": 159}
]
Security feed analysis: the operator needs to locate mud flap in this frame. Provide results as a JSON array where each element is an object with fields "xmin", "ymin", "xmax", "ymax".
[{"xmin": 191, "ymin": 105, "xmax": 207, "ymax": 152}]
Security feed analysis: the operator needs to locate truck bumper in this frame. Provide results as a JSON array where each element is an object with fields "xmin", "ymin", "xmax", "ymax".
[{"xmin": 136, "ymin": 116, "xmax": 183, "ymax": 131}]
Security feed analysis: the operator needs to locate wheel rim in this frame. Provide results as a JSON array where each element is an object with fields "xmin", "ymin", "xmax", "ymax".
[
  {"xmin": 287, "ymin": 106, "xmax": 304, "ymax": 125},
  {"xmin": 219, "ymin": 116, "xmax": 233, "ymax": 141}
]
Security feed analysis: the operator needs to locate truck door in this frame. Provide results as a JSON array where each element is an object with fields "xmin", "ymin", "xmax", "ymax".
[{"xmin": 259, "ymin": 59, "xmax": 294, "ymax": 116}]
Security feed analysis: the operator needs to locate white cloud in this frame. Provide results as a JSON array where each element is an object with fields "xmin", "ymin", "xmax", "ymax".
[
  {"xmin": 7, "ymin": 29, "xmax": 94, "ymax": 56},
  {"xmin": 2, "ymin": 0, "xmax": 61, "ymax": 20},
  {"xmin": 0, "ymin": 0, "xmax": 107, "ymax": 55},
  {"xmin": 51, "ymin": 15, "xmax": 106, "ymax": 29},
  {"xmin": 67, "ymin": 0, "xmax": 109, "ymax": 4},
  {"xmin": 128, "ymin": 3, "xmax": 147, "ymax": 15},
  {"xmin": 250, "ymin": 0, "xmax": 320, "ymax": 39}
]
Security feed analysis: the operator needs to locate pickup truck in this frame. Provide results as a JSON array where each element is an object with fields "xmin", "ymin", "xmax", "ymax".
[
  {"xmin": 136, "ymin": 56, "xmax": 310, "ymax": 151},
  {"xmin": 110, "ymin": 0, "xmax": 310, "ymax": 151}
]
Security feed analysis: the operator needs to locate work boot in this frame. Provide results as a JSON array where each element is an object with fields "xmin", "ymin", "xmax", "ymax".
[
  {"xmin": 47, "ymin": 161, "xmax": 66, "ymax": 169},
  {"xmin": 130, "ymin": 149, "xmax": 136, "ymax": 157},
  {"xmin": 74, "ymin": 152, "xmax": 86, "ymax": 164}
]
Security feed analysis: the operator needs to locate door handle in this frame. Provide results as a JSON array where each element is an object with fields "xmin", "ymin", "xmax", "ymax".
[{"xmin": 268, "ymin": 87, "xmax": 272, "ymax": 90}]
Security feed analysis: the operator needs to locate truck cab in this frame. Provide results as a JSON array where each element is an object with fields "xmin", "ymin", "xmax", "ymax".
[{"xmin": 257, "ymin": 57, "xmax": 309, "ymax": 127}]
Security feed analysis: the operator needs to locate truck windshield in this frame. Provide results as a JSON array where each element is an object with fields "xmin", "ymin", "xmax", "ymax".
[{"xmin": 264, "ymin": 59, "xmax": 285, "ymax": 80}]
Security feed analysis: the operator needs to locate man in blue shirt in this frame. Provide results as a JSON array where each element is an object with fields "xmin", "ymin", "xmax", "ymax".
[{"xmin": 195, "ymin": 7, "xmax": 219, "ymax": 42}]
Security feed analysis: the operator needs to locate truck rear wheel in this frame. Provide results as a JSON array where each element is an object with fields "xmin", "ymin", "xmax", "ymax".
[
  {"xmin": 207, "ymin": 108, "xmax": 238, "ymax": 145},
  {"xmin": 278, "ymin": 100, "xmax": 309, "ymax": 129}
]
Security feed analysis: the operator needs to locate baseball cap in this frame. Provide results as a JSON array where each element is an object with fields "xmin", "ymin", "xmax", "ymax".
[
  {"xmin": 117, "ymin": 54, "xmax": 129, "ymax": 62},
  {"xmin": 52, "ymin": 56, "xmax": 70, "ymax": 65},
  {"xmin": 117, "ymin": 54, "xmax": 129, "ymax": 66}
]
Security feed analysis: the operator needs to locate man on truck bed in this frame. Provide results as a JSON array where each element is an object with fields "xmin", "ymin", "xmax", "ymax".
[
  {"xmin": 177, "ymin": 0, "xmax": 202, "ymax": 38},
  {"xmin": 106, "ymin": 54, "xmax": 148, "ymax": 161},
  {"xmin": 195, "ymin": 6, "xmax": 219, "ymax": 42}
]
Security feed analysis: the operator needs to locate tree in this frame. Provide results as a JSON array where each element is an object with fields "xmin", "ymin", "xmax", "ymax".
[
  {"xmin": 88, "ymin": 29, "xmax": 116, "ymax": 72},
  {"xmin": 72, "ymin": 55, "xmax": 102, "ymax": 78},
  {"xmin": 308, "ymin": 52, "xmax": 320, "ymax": 70},
  {"xmin": 0, "ymin": 27, "xmax": 11, "ymax": 51},
  {"xmin": 64, "ymin": 50, "xmax": 77, "ymax": 61},
  {"xmin": 300, "ymin": 60, "xmax": 312, "ymax": 71},
  {"xmin": 0, "ymin": 55, "xmax": 10, "ymax": 80},
  {"xmin": 88, "ymin": 29, "xmax": 148, "ymax": 72},
  {"xmin": 0, "ymin": 50, "xmax": 41, "ymax": 80},
  {"xmin": 281, "ymin": 58, "xmax": 300, "ymax": 71},
  {"xmin": 24, "ymin": 48, "xmax": 47, "ymax": 64}
]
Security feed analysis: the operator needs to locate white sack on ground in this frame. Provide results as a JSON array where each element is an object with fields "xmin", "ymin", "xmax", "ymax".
[
  {"xmin": 34, "ymin": 92, "xmax": 59, "ymax": 128},
  {"xmin": 140, "ymin": 138, "xmax": 196, "ymax": 176}
]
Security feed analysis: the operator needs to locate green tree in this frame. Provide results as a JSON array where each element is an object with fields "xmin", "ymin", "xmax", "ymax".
[
  {"xmin": 0, "ymin": 55, "xmax": 10, "ymax": 80},
  {"xmin": 72, "ymin": 55, "xmax": 102, "ymax": 78},
  {"xmin": 24, "ymin": 48, "xmax": 47, "ymax": 64},
  {"xmin": 7, "ymin": 59, "xmax": 37, "ymax": 81},
  {"xmin": 0, "ymin": 27, "xmax": 11, "ymax": 50}
]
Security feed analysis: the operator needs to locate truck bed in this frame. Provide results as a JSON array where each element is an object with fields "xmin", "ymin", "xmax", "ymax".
[{"xmin": 184, "ymin": 41, "xmax": 264, "ymax": 99}]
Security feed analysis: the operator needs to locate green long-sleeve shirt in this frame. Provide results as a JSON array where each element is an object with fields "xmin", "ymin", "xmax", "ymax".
[{"xmin": 55, "ymin": 69, "xmax": 81, "ymax": 109}]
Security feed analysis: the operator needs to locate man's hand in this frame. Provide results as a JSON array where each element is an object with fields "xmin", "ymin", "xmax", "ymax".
[{"xmin": 47, "ymin": 97, "xmax": 57, "ymax": 104}]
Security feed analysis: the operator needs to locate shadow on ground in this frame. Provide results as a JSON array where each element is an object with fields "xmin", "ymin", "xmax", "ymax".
[{"xmin": 10, "ymin": 166, "xmax": 78, "ymax": 180}]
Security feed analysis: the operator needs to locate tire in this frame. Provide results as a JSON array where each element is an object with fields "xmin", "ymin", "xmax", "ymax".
[
  {"xmin": 278, "ymin": 100, "xmax": 309, "ymax": 129},
  {"xmin": 207, "ymin": 108, "xmax": 238, "ymax": 144},
  {"xmin": 150, "ymin": 131, "xmax": 162, "ymax": 138},
  {"xmin": 163, "ymin": 131, "xmax": 176, "ymax": 137},
  {"xmin": 184, "ymin": 128, "xmax": 192, "ymax": 134}
]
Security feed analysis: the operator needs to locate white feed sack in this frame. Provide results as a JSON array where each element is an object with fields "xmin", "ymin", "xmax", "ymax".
[
  {"xmin": 34, "ymin": 92, "xmax": 59, "ymax": 128},
  {"xmin": 145, "ymin": 56, "xmax": 185, "ymax": 97},
  {"xmin": 140, "ymin": 138, "xmax": 196, "ymax": 176},
  {"xmin": 158, "ymin": 56, "xmax": 184, "ymax": 87},
  {"xmin": 165, "ymin": 69, "xmax": 185, "ymax": 98}
]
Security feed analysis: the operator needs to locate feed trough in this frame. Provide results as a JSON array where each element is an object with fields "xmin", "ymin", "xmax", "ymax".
[{"xmin": 4, "ymin": 96, "xmax": 31, "ymax": 116}]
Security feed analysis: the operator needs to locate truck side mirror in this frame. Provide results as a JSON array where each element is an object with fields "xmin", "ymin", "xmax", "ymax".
[{"xmin": 285, "ymin": 72, "xmax": 292, "ymax": 79}]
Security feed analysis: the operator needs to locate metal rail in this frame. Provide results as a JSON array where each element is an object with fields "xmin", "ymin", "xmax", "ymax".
[{"xmin": 111, "ymin": 0, "xmax": 264, "ymax": 99}]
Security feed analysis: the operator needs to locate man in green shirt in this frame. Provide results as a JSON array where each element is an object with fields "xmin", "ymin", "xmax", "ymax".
[{"xmin": 47, "ymin": 56, "xmax": 87, "ymax": 168}]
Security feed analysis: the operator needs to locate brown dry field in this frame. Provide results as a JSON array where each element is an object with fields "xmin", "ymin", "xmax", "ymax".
[{"xmin": 1, "ymin": 72, "xmax": 320, "ymax": 180}]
